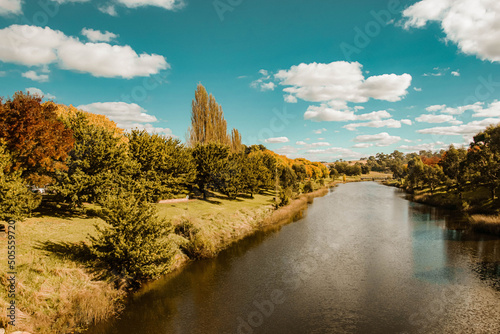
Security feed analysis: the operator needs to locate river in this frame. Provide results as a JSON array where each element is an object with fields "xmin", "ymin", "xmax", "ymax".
[{"xmin": 88, "ymin": 182, "xmax": 500, "ymax": 334}]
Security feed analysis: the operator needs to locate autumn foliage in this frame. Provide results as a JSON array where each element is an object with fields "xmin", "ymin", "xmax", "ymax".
[{"xmin": 0, "ymin": 92, "xmax": 74, "ymax": 186}]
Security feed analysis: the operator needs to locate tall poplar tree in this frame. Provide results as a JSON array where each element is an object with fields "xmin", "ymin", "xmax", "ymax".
[{"xmin": 188, "ymin": 84, "xmax": 230, "ymax": 146}]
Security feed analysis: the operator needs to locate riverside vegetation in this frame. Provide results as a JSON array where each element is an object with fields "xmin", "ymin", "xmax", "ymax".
[
  {"xmin": 338, "ymin": 132, "xmax": 500, "ymax": 236},
  {"xmin": 0, "ymin": 86, "xmax": 334, "ymax": 333}
]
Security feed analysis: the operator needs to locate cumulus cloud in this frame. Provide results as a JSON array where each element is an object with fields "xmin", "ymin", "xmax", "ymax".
[
  {"xmin": 98, "ymin": 4, "xmax": 118, "ymax": 16},
  {"xmin": 275, "ymin": 61, "xmax": 412, "ymax": 106},
  {"xmin": 398, "ymin": 142, "xmax": 447, "ymax": 152},
  {"xmin": 284, "ymin": 94, "xmax": 298, "ymax": 103},
  {"xmin": 352, "ymin": 143, "xmax": 373, "ymax": 148},
  {"xmin": 353, "ymin": 132, "xmax": 401, "ymax": 147},
  {"xmin": 416, "ymin": 114, "xmax": 462, "ymax": 124},
  {"xmin": 264, "ymin": 136, "xmax": 289, "ymax": 143},
  {"xmin": 0, "ymin": 25, "xmax": 169, "ymax": 78},
  {"xmin": 25, "ymin": 87, "xmax": 56, "ymax": 99},
  {"xmin": 425, "ymin": 102, "xmax": 483, "ymax": 115},
  {"xmin": 344, "ymin": 119, "xmax": 403, "ymax": 131},
  {"xmin": 81, "ymin": 28, "xmax": 118, "ymax": 42},
  {"xmin": 77, "ymin": 102, "xmax": 173, "ymax": 136},
  {"xmin": 296, "ymin": 141, "xmax": 307, "ymax": 145},
  {"xmin": 414, "ymin": 87, "xmax": 422, "ymax": 92},
  {"xmin": 403, "ymin": 0, "xmax": 500, "ymax": 63},
  {"xmin": 22, "ymin": 70, "xmax": 49, "ymax": 82},
  {"xmin": 251, "ymin": 69, "xmax": 276, "ymax": 91},
  {"xmin": 116, "ymin": 0, "xmax": 184, "ymax": 10},
  {"xmin": 0, "ymin": 0, "xmax": 21, "ymax": 16},
  {"xmin": 472, "ymin": 100, "xmax": 500, "ymax": 117},
  {"xmin": 401, "ymin": 119, "xmax": 413, "ymax": 125},
  {"xmin": 304, "ymin": 105, "xmax": 392, "ymax": 123},
  {"xmin": 417, "ymin": 118, "xmax": 500, "ymax": 135},
  {"xmin": 451, "ymin": 70, "xmax": 460, "ymax": 76},
  {"xmin": 305, "ymin": 147, "xmax": 362, "ymax": 159},
  {"xmin": 275, "ymin": 145, "xmax": 299, "ymax": 155},
  {"xmin": 313, "ymin": 128, "xmax": 327, "ymax": 134}
]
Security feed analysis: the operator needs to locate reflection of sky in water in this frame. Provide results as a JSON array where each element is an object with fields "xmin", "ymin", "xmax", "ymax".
[{"xmin": 410, "ymin": 206, "xmax": 461, "ymax": 285}]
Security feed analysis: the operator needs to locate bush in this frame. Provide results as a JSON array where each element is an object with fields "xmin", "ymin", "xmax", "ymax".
[
  {"xmin": 303, "ymin": 180, "xmax": 314, "ymax": 194},
  {"xmin": 90, "ymin": 193, "xmax": 176, "ymax": 281}
]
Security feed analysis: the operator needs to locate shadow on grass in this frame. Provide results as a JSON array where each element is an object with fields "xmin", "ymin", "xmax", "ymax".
[{"xmin": 35, "ymin": 240, "xmax": 95, "ymax": 264}]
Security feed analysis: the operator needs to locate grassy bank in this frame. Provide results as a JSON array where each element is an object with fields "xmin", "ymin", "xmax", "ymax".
[
  {"xmin": 0, "ymin": 181, "xmax": 333, "ymax": 333},
  {"xmin": 383, "ymin": 180, "xmax": 500, "ymax": 236},
  {"xmin": 470, "ymin": 215, "xmax": 500, "ymax": 236}
]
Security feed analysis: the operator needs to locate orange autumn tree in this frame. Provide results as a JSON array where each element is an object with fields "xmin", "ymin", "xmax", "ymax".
[{"xmin": 0, "ymin": 92, "xmax": 74, "ymax": 186}]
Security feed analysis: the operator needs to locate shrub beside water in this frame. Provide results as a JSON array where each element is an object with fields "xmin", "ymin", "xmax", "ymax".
[{"xmin": 90, "ymin": 194, "xmax": 177, "ymax": 282}]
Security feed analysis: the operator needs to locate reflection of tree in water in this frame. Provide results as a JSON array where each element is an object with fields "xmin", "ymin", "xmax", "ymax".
[{"xmin": 408, "ymin": 203, "xmax": 500, "ymax": 289}]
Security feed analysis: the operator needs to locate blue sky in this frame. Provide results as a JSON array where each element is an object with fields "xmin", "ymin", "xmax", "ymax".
[{"xmin": 1, "ymin": 0, "xmax": 500, "ymax": 161}]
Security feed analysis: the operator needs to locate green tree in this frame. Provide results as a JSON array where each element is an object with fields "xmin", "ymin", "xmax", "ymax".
[
  {"xmin": 241, "ymin": 151, "xmax": 268, "ymax": 197},
  {"xmin": 0, "ymin": 142, "xmax": 41, "ymax": 222},
  {"xmin": 54, "ymin": 112, "xmax": 139, "ymax": 207},
  {"xmin": 406, "ymin": 157, "xmax": 425, "ymax": 190},
  {"xmin": 90, "ymin": 193, "xmax": 176, "ymax": 281},
  {"xmin": 439, "ymin": 144, "xmax": 467, "ymax": 187},
  {"xmin": 423, "ymin": 165, "xmax": 445, "ymax": 194},
  {"xmin": 192, "ymin": 143, "xmax": 230, "ymax": 199},
  {"xmin": 127, "ymin": 129, "xmax": 195, "ymax": 202},
  {"xmin": 188, "ymin": 84, "xmax": 230, "ymax": 146}
]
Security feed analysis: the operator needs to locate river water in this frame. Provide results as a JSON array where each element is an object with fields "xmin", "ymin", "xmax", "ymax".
[{"xmin": 88, "ymin": 182, "xmax": 500, "ymax": 334}]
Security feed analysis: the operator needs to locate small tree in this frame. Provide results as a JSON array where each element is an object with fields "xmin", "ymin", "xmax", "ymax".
[{"xmin": 90, "ymin": 193, "xmax": 176, "ymax": 281}]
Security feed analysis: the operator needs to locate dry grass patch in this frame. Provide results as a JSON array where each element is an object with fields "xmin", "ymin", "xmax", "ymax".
[{"xmin": 470, "ymin": 215, "xmax": 500, "ymax": 236}]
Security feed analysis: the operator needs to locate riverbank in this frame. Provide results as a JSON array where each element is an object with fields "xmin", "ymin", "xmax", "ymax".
[
  {"xmin": 0, "ymin": 180, "xmax": 335, "ymax": 334},
  {"xmin": 383, "ymin": 180, "xmax": 500, "ymax": 236}
]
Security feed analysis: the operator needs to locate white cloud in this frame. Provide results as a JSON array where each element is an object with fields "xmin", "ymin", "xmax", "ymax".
[
  {"xmin": 344, "ymin": 119, "xmax": 403, "ymax": 131},
  {"xmin": 352, "ymin": 143, "xmax": 373, "ymax": 148},
  {"xmin": 275, "ymin": 145, "xmax": 299, "ymax": 155},
  {"xmin": 451, "ymin": 70, "xmax": 460, "ymax": 76},
  {"xmin": 403, "ymin": 0, "xmax": 500, "ymax": 63},
  {"xmin": 0, "ymin": 25, "xmax": 168, "ymax": 78},
  {"xmin": 0, "ymin": 0, "xmax": 21, "ymax": 16},
  {"xmin": 309, "ymin": 142, "xmax": 330, "ymax": 147},
  {"xmin": 305, "ymin": 147, "xmax": 362, "ymax": 159},
  {"xmin": 414, "ymin": 87, "xmax": 422, "ymax": 92},
  {"xmin": 116, "ymin": 0, "xmax": 184, "ymax": 10},
  {"xmin": 25, "ymin": 87, "xmax": 56, "ymax": 99},
  {"xmin": 426, "ymin": 104, "xmax": 447, "ymax": 112},
  {"xmin": 398, "ymin": 142, "xmax": 446, "ymax": 152},
  {"xmin": 22, "ymin": 70, "xmax": 49, "ymax": 82},
  {"xmin": 260, "ymin": 82, "xmax": 275, "ymax": 91},
  {"xmin": 415, "ymin": 114, "xmax": 462, "ymax": 124},
  {"xmin": 353, "ymin": 132, "xmax": 401, "ymax": 147},
  {"xmin": 284, "ymin": 94, "xmax": 297, "ymax": 103},
  {"xmin": 425, "ymin": 102, "xmax": 483, "ymax": 115},
  {"xmin": 417, "ymin": 118, "xmax": 500, "ymax": 135},
  {"xmin": 472, "ymin": 100, "xmax": 500, "ymax": 117},
  {"xmin": 275, "ymin": 61, "xmax": 412, "ymax": 105},
  {"xmin": 313, "ymin": 128, "xmax": 327, "ymax": 134},
  {"xmin": 98, "ymin": 4, "xmax": 118, "ymax": 16},
  {"xmin": 401, "ymin": 119, "xmax": 413, "ymax": 125},
  {"xmin": 296, "ymin": 141, "xmax": 307, "ymax": 145},
  {"xmin": 304, "ymin": 105, "xmax": 392, "ymax": 123},
  {"xmin": 264, "ymin": 136, "xmax": 289, "ymax": 143},
  {"xmin": 356, "ymin": 110, "xmax": 392, "ymax": 121},
  {"xmin": 81, "ymin": 28, "xmax": 118, "ymax": 42},
  {"xmin": 77, "ymin": 102, "xmax": 172, "ymax": 136},
  {"xmin": 251, "ymin": 69, "xmax": 276, "ymax": 92}
]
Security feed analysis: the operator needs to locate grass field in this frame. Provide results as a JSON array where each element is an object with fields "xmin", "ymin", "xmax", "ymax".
[{"xmin": 0, "ymin": 180, "xmax": 337, "ymax": 333}]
